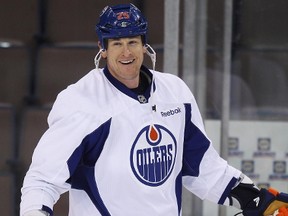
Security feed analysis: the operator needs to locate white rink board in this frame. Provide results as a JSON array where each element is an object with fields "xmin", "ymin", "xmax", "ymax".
[{"xmin": 202, "ymin": 120, "xmax": 288, "ymax": 216}]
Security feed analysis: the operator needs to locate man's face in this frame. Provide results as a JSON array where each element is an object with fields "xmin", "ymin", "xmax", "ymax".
[{"xmin": 101, "ymin": 36, "xmax": 146, "ymax": 88}]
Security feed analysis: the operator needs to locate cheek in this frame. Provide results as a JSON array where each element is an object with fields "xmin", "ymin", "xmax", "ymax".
[
  {"xmin": 105, "ymin": 52, "xmax": 117, "ymax": 63},
  {"xmin": 139, "ymin": 51, "xmax": 145, "ymax": 61},
  {"xmin": 106, "ymin": 57, "xmax": 115, "ymax": 67}
]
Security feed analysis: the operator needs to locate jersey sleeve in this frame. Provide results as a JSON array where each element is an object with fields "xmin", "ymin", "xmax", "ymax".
[
  {"xmin": 182, "ymin": 95, "xmax": 241, "ymax": 204},
  {"xmin": 20, "ymin": 92, "xmax": 98, "ymax": 215}
]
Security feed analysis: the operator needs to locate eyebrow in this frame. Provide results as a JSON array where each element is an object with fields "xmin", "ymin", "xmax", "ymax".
[{"xmin": 110, "ymin": 36, "xmax": 140, "ymax": 41}]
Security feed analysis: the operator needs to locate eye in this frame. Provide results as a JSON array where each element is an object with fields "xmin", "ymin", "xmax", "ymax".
[
  {"xmin": 129, "ymin": 40, "xmax": 139, "ymax": 45},
  {"xmin": 111, "ymin": 41, "xmax": 122, "ymax": 46}
]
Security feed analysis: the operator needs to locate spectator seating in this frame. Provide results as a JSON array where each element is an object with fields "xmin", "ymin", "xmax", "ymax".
[
  {"xmin": 34, "ymin": 43, "xmax": 98, "ymax": 105},
  {"xmin": 0, "ymin": 173, "xmax": 16, "ymax": 216},
  {"xmin": 0, "ymin": 44, "xmax": 30, "ymax": 109},
  {"xmin": 0, "ymin": 0, "xmax": 38, "ymax": 44},
  {"xmin": 45, "ymin": 0, "xmax": 137, "ymax": 43},
  {"xmin": 0, "ymin": 103, "xmax": 16, "ymax": 172},
  {"xmin": 0, "ymin": 104, "xmax": 16, "ymax": 215}
]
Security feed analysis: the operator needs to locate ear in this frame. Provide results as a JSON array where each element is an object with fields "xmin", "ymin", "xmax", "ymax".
[
  {"xmin": 101, "ymin": 50, "xmax": 107, "ymax": 59},
  {"xmin": 143, "ymin": 44, "xmax": 147, "ymax": 54}
]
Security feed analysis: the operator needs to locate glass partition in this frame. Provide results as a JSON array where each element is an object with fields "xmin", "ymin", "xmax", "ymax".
[
  {"xmin": 204, "ymin": 1, "xmax": 288, "ymax": 215},
  {"xmin": 206, "ymin": 0, "xmax": 288, "ymax": 121}
]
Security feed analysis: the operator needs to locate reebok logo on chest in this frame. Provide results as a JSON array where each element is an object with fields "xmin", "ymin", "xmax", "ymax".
[{"xmin": 161, "ymin": 107, "xmax": 181, "ymax": 117}]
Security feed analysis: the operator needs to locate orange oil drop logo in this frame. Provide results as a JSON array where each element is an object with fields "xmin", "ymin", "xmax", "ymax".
[{"xmin": 149, "ymin": 125, "xmax": 159, "ymax": 143}]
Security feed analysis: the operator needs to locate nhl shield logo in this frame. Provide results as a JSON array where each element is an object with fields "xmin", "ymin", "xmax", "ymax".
[{"xmin": 130, "ymin": 124, "xmax": 177, "ymax": 186}]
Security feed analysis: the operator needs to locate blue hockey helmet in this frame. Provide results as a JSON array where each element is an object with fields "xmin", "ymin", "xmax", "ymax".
[{"xmin": 96, "ymin": 4, "xmax": 148, "ymax": 49}]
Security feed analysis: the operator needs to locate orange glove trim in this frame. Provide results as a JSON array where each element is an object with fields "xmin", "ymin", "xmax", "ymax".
[
  {"xmin": 269, "ymin": 188, "xmax": 280, "ymax": 196},
  {"xmin": 264, "ymin": 201, "xmax": 288, "ymax": 215},
  {"xmin": 278, "ymin": 206, "xmax": 288, "ymax": 216}
]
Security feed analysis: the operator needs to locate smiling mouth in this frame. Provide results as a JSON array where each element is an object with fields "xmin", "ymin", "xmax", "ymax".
[{"xmin": 119, "ymin": 59, "xmax": 135, "ymax": 64}]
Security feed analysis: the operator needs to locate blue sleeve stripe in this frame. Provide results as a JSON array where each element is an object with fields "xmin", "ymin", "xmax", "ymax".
[
  {"xmin": 66, "ymin": 118, "xmax": 112, "ymax": 215},
  {"xmin": 42, "ymin": 205, "xmax": 53, "ymax": 216},
  {"xmin": 218, "ymin": 177, "xmax": 237, "ymax": 205},
  {"xmin": 175, "ymin": 172, "xmax": 182, "ymax": 215},
  {"xmin": 182, "ymin": 103, "xmax": 210, "ymax": 177}
]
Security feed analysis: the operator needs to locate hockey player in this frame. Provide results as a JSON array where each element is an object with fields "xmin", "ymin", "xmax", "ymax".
[{"xmin": 20, "ymin": 3, "xmax": 288, "ymax": 216}]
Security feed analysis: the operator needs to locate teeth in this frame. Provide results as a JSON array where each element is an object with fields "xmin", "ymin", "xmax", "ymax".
[{"xmin": 120, "ymin": 60, "xmax": 133, "ymax": 64}]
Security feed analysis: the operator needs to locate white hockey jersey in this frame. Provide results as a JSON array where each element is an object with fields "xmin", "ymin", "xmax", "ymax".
[{"xmin": 20, "ymin": 66, "xmax": 241, "ymax": 216}]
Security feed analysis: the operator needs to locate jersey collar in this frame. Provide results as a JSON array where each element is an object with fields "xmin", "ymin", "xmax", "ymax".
[{"xmin": 103, "ymin": 65, "xmax": 155, "ymax": 103}]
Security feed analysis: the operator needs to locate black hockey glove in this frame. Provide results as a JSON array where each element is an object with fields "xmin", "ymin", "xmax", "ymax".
[{"xmin": 242, "ymin": 188, "xmax": 288, "ymax": 216}]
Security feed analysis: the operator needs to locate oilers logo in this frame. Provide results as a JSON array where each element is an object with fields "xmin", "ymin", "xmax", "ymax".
[{"xmin": 130, "ymin": 124, "xmax": 177, "ymax": 186}]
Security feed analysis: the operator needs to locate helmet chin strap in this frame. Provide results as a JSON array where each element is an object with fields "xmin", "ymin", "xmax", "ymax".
[
  {"xmin": 145, "ymin": 44, "xmax": 156, "ymax": 71},
  {"xmin": 94, "ymin": 48, "xmax": 104, "ymax": 69},
  {"xmin": 144, "ymin": 44, "xmax": 157, "ymax": 113},
  {"xmin": 94, "ymin": 44, "xmax": 157, "ymax": 71}
]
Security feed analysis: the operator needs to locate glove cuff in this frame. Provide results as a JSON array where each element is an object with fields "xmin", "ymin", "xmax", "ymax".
[{"xmin": 242, "ymin": 188, "xmax": 276, "ymax": 216}]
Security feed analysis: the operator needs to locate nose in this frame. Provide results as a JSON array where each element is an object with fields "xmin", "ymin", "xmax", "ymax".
[{"xmin": 123, "ymin": 45, "xmax": 132, "ymax": 57}]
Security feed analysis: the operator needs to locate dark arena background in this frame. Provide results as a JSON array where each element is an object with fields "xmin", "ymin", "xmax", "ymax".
[{"xmin": 0, "ymin": 0, "xmax": 288, "ymax": 215}]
